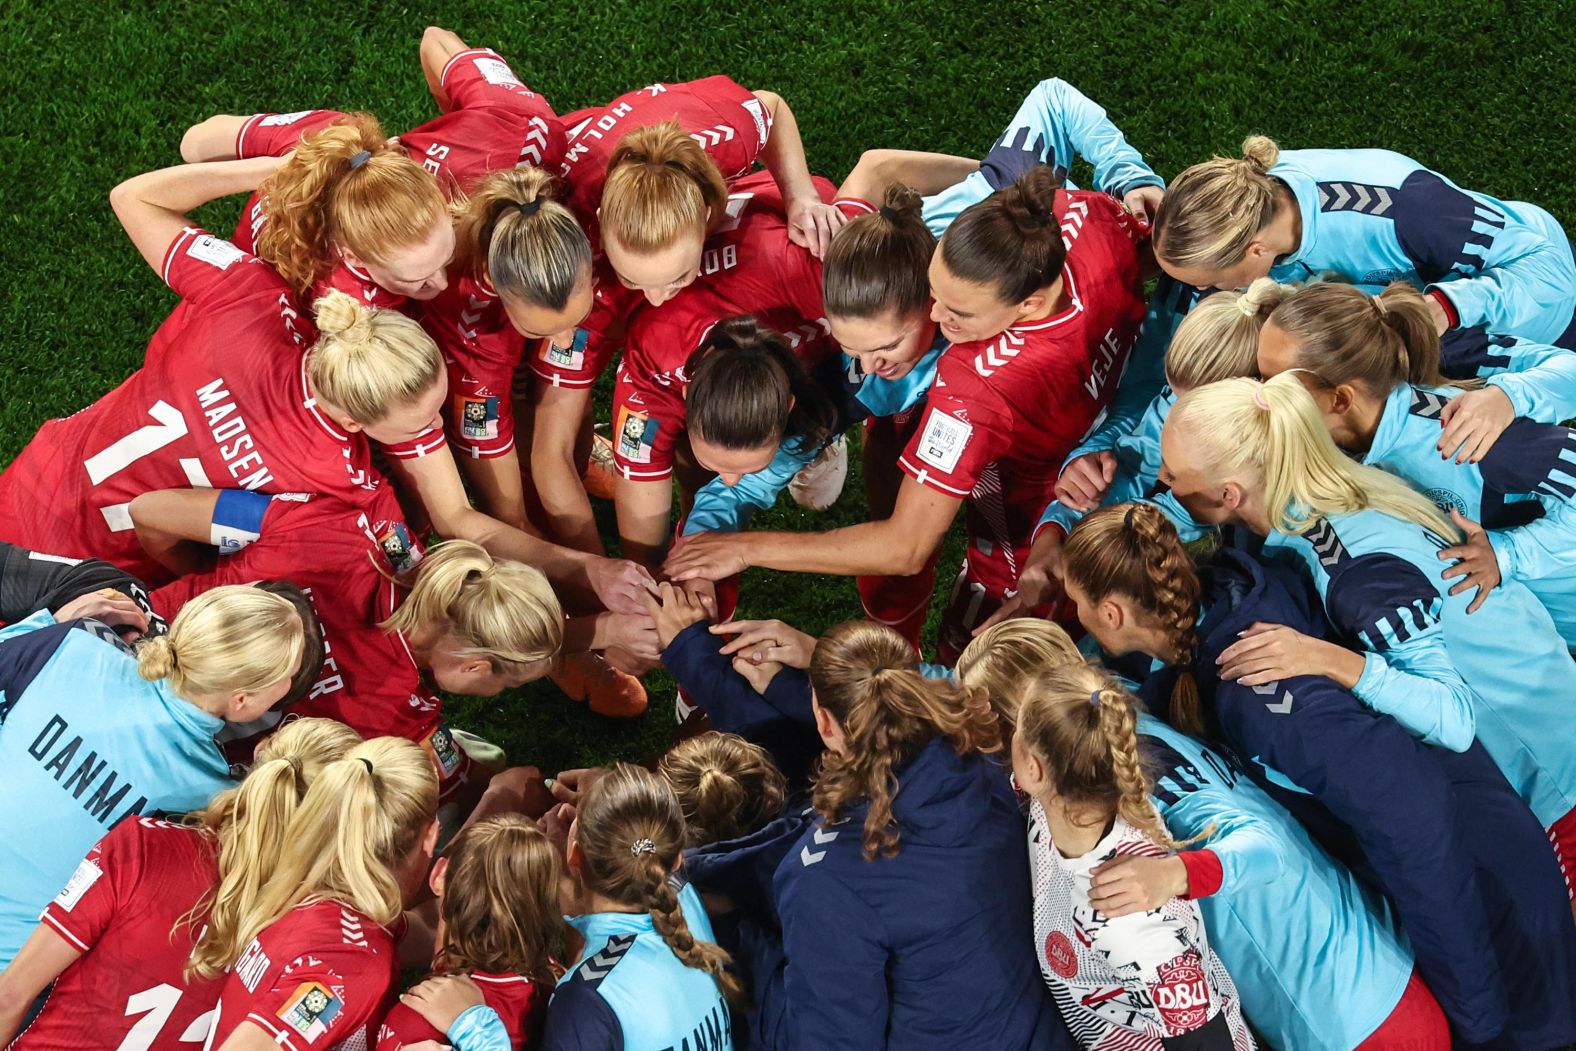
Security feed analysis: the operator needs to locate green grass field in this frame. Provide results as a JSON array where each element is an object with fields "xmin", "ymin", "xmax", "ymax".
[{"xmin": 3, "ymin": 0, "xmax": 1573, "ymax": 776}]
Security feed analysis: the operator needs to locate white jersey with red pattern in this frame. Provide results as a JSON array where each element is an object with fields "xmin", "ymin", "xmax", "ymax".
[
  {"xmin": 609, "ymin": 174, "xmax": 847, "ymax": 481},
  {"xmin": 207, "ymin": 900, "xmax": 400, "ymax": 1051},
  {"xmin": 376, "ymin": 971, "xmax": 546, "ymax": 1050},
  {"xmin": 1029, "ymin": 806, "xmax": 1254, "ymax": 1051},
  {"xmin": 558, "ymin": 76, "xmax": 771, "ymax": 248},
  {"xmin": 148, "ymin": 489, "xmax": 472, "ymax": 799},
  {"xmin": 233, "ymin": 47, "xmax": 565, "ymax": 314},
  {"xmin": 0, "ymin": 227, "xmax": 381, "ymax": 585},
  {"xmin": 13, "ymin": 818, "xmax": 221, "ymax": 1051},
  {"xmin": 900, "ymin": 190, "xmax": 1147, "ymax": 576}
]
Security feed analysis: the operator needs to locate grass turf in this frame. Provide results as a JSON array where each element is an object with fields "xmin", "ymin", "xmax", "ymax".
[{"xmin": 2, "ymin": 0, "xmax": 1573, "ymax": 777}]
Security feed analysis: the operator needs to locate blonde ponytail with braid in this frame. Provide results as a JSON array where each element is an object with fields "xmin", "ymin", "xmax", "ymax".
[
  {"xmin": 573, "ymin": 764, "xmax": 744, "ymax": 1005},
  {"xmin": 1017, "ymin": 663, "xmax": 1200, "ymax": 849}
]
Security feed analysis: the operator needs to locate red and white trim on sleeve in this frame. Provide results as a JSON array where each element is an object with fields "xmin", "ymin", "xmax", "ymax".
[{"xmin": 161, "ymin": 226, "xmax": 204, "ymax": 287}]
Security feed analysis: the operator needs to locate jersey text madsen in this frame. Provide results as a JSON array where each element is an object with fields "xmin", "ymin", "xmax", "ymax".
[
  {"xmin": 195, "ymin": 378, "xmax": 275, "ymax": 490},
  {"xmin": 26, "ymin": 716, "xmax": 149, "ymax": 828}
]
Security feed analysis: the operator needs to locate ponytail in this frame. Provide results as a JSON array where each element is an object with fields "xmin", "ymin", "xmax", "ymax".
[
  {"xmin": 1153, "ymin": 136, "xmax": 1283, "ymax": 274},
  {"xmin": 184, "ymin": 718, "xmax": 362, "ymax": 979},
  {"xmin": 1061, "ymin": 504, "xmax": 1206, "ymax": 735},
  {"xmin": 1171, "ymin": 374, "xmax": 1462, "ymax": 540},
  {"xmin": 955, "ymin": 618, "xmax": 1085, "ymax": 732},
  {"xmin": 453, "ymin": 167, "xmax": 591, "ymax": 310},
  {"xmin": 1265, "ymin": 280, "xmax": 1478, "ymax": 394},
  {"xmin": 940, "ymin": 165, "xmax": 1066, "ymax": 304},
  {"xmin": 256, "ymin": 113, "xmax": 447, "ymax": 299},
  {"xmin": 212, "ymin": 737, "xmax": 438, "ymax": 970},
  {"xmin": 137, "ymin": 585, "xmax": 305, "ymax": 704},
  {"xmin": 808, "ymin": 621, "xmax": 1001, "ymax": 860},
  {"xmin": 823, "ymin": 184, "xmax": 935, "ymax": 320},
  {"xmin": 658, "ymin": 732, "xmax": 788, "ymax": 847},
  {"xmin": 1017, "ymin": 663, "xmax": 1199, "ymax": 849},
  {"xmin": 433, "ymin": 815, "xmax": 572, "ymax": 986},
  {"xmin": 601, "ymin": 122, "xmax": 730, "ymax": 255},
  {"xmin": 309, "ymin": 290, "xmax": 444, "ymax": 426},
  {"xmin": 381, "ymin": 540, "xmax": 563, "ymax": 674},
  {"xmin": 685, "ymin": 315, "xmax": 838, "ymax": 453},
  {"xmin": 1165, "ymin": 277, "xmax": 1293, "ymax": 391},
  {"xmin": 574, "ymin": 765, "xmax": 743, "ymax": 1004}
]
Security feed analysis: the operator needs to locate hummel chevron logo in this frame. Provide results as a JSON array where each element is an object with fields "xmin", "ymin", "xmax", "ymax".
[
  {"xmin": 576, "ymin": 934, "xmax": 637, "ymax": 983},
  {"xmin": 1251, "ymin": 681, "xmax": 1294, "ymax": 714},
  {"xmin": 974, "ymin": 329, "xmax": 1026, "ymax": 377},
  {"xmin": 520, "ymin": 117, "xmax": 551, "ymax": 165},
  {"xmin": 690, "ymin": 124, "xmax": 737, "ymax": 148},
  {"xmin": 1409, "ymin": 388, "xmax": 1448, "ymax": 419},
  {"xmin": 783, "ymin": 319, "xmax": 831, "ymax": 348},
  {"xmin": 1304, "ymin": 518, "xmax": 1348, "ymax": 567},
  {"xmin": 1316, "ymin": 182, "xmax": 1395, "ymax": 216},
  {"xmin": 800, "ymin": 826, "xmax": 839, "ymax": 866}
]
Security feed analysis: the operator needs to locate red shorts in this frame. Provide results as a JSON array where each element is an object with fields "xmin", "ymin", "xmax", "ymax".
[
  {"xmin": 934, "ymin": 541, "xmax": 1075, "ymax": 665},
  {"xmin": 1356, "ymin": 968, "xmax": 1449, "ymax": 1051},
  {"xmin": 1548, "ymin": 806, "xmax": 1576, "ymax": 901}
]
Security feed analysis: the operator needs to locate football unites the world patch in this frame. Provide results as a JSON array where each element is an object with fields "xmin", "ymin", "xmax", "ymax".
[
  {"xmin": 377, "ymin": 521, "xmax": 420, "ymax": 574},
  {"xmin": 276, "ymin": 981, "xmax": 343, "ymax": 1041},
  {"xmin": 616, "ymin": 405, "xmax": 659, "ymax": 464},
  {"xmin": 541, "ymin": 329, "xmax": 588, "ymax": 371},
  {"xmin": 425, "ymin": 724, "xmax": 463, "ymax": 777},
  {"xmin": 914, "ymin": 409, "xmax": 971, "ymax": 474}
]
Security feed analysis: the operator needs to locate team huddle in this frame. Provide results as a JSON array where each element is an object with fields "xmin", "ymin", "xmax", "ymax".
[{"xmin": 2, "ymin": 21, "xmax": 1576, "ymax": 1051}]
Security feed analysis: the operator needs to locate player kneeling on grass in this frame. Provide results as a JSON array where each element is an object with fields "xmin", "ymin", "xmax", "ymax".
[
  {"xmin": 0, "ymin": 717, "xmax": 360, "ymax": 1048},
  {"xmin": 0, "ymin": 584, "xmax": 313, "ymax": 969},
  {"xmin": 204, "ymin": 737, "xmax": 440, "ymax": 1051}
]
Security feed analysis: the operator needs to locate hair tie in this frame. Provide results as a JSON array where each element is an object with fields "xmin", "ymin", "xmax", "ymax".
[
  {"xmin": 664, "ymin": 159, "xmax": 688, "ymax": 173},
  {"xmin": 1372, "ymin": 295, "xmax": 1389, "ymax": 318},
  {"xmin": 359, "ymin": 757, "xmax": 375, "ymax": 775},
  {"xmin": 516, "ymin": 198, "xmax": 543, "ymax": 218},
  {"xmin": 1251, "ymin": 384, "xmax": 1270, "ymax": 411},
  {"xmin": 1235, "ymin": 294, "xmax": 1260, "ymax": 318},
  {"xmin": 878, "ymin": 204, "xmax": 900, "ymax": 223},
  {"xmin": 1089, "ymin": 689, "xmax": 1102, "ymax": 709},
  {"xmin": 348, "ymin": 150, "xmax": 372, "ymax": 170},
  {"xmin": 630, "ymin": 837, "xmax": 657, "ymax": 857}
]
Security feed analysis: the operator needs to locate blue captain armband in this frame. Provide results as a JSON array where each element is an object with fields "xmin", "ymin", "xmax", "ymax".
[{"xmin": 210, "ymin": 489, "xmax": 274, "ymax": 554}]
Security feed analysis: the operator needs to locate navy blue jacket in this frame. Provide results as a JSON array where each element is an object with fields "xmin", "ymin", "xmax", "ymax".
[
  {"xmin": 661, "ymin": 621, "xmax": 823, "ymax": 789},
  {"xmin": 772, "ymin": 738, "xmax": 1068, "ymax": 1051},
  {"xmin": 1125, "ymin": 549, "xmax": 1576, "ymax": 1049}
]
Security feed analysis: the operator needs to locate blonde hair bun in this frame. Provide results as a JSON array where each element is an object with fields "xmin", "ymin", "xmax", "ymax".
[{"xmin": 313, "ymin": 290, "xmax": 374, "ymax": 344}]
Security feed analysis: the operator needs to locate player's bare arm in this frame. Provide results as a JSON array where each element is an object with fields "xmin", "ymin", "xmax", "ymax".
[{"xmin": 109, "ymin": 156, "xmax": 285, "ymax": 273}]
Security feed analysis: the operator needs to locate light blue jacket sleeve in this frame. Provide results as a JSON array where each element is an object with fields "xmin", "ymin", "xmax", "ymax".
[
  {"xmin": 683, "ymin": 437, "xmax": 818, "ymax": 537},
  {"xmin": 1351, "ymin": 646, "xmax": 1476, "ymax": 752},
  {"xmin": 0, "ymin": 608, "xmax": 58, "ymax": 644},
  {"xmin": 445, "ymin": 1005, "xmax": 512, "ymax": 1051},
  {"xmin": 1490, "ymin": 500, "xmax": 1576, "ymax": 583},
  {"xmin": 1430, "ymin": 209, "xmax": 1576, "ymax": 341},
  {"xmin": 1481, "ymin": 338, "xmax": 1576, "ymax": 423},
  {"xmin": 1031, "ymin": 78, "xmax": 1164, "ymax": 197},
  {"xmin": 1153, "ymin": 788, "xmax": 1290, "ymax": 895}
]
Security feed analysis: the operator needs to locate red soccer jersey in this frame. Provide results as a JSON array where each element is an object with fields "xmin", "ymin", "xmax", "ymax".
[
  {"xmin": 900, "ymin": 190, "xmax": 1148, "ymax": 560},
  {"xmin": 609, "ymin": 175, "xmax": 846, "ymax": 481},
  {"xmin": 208, "ymin": 900, "xmax": 400, "ymax": 1051},
  {"xmin": 558, "ymin": 76, "xmax": 772, "ymax": 248},
  {"xmin": 234, "ymin": 47, "xmax": 565, "ymax": 313},
  {"xmin": 148, "ymin": 489, "xmax": 472, "ymax": 799},
  {"xmin": 14, "ymin": 818, "xmax": 221, "ymax": 1051},
  {"xmin": 0, "ymin": 227, "xmax": 381, "ymax": 585},
  {"xmin": 376, "ymin": 971, "xmax": 547, "ymax": 1050},
  {"xmin": 524, "ymin": 257, "xmax": 645, "ymax": 391}
]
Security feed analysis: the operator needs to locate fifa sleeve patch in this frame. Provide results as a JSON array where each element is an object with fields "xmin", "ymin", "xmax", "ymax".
[
  {"xmin": 423, "ymin": 724, "xmax": 464, "ymax": 778},
  {"xmin": 914, "ymin": 409, "xmax": 971, "ymax": 474},
  {"xmin": 616, "ymin": 405, "xmax": 659, "ymax": 464},
  {"xmin": 456, "ymin": 395, "xmax": 500, "ymax": 440},
  {"xmin": 276, "ymin": 981, "xmax": 344, "ymax": 1042},
  {"xmin": 186, "ymin": 234, "xmax": 247, "ymax": 271},
  {"xmin": 211, "ymin": 489, "xmax": 275, "ymax": 553},
  {"xmin": 740, "ymin": 96, "xmax": 770, "ymax": 145},
  {"xmin": 52, "ymin": 857, "xmax": 103, "ymax": 912},
  {"xmin": 376, "ymin": 520, "xmax": 421, "ymax": 574},
  {"xmin": 541, "ymin": 328, "xmax": 589, "ymax": 371}
]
